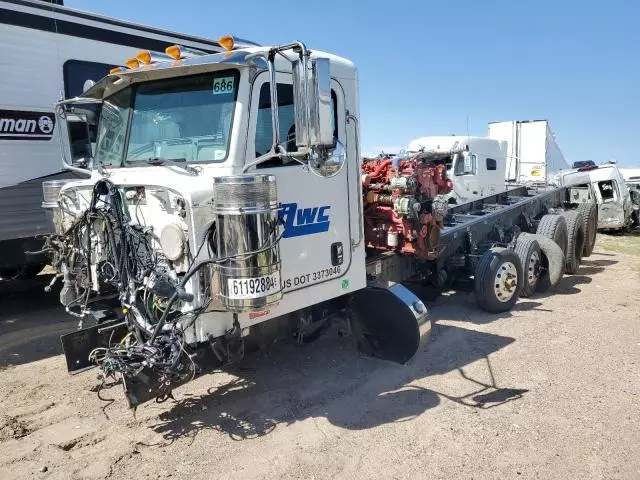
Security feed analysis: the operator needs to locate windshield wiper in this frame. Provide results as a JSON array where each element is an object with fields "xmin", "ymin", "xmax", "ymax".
[{"xmin": 144, "ymin": 157, "xmax": 199, "ymax": 175}]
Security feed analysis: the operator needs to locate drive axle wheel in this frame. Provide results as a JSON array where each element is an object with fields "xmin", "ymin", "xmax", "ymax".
[
  {"xmin": 514, "ymin": 235, "xmax": 542, "ymax": 297},
  {"xmin": 576, "ymin": 202, "xmax": 597, "ymax": 257},
  {"xmin": 475, "ymin": 248, "xmax": 523, "ymax": 313},
  {"xmin": 561, "ymin": 209, "xmax": 586, "ymax": 275},
  {"xmin": 536, "ymin": 214, "xmax": 568, "ymax": 256}
]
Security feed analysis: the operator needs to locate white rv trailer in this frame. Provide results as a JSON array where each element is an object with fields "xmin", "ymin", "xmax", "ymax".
[
  {"xmin": 0, "ymin": 0, "xmax": 243, "ymax": 277},
  {"xmin": 488, "ymin": 120, "xmax": 569, "ymax": 185}
]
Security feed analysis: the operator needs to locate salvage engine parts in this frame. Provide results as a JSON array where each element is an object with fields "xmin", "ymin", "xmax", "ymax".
[
  {"xmin": 361, "ymin": 152, "xmax": 453, "ymax": 259},
  {"xmin": 41, "ymin": 175, "xmax": 282, "ymax": 407}
]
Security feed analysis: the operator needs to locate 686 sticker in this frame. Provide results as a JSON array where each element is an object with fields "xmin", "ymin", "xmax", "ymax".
[
  {"xmin": 213, "ymin": 76, "xmax": 235, "ymax": 95},
  {"xmin": 227, "ymin": 273, "xmax": 280, "ymax": 299}
]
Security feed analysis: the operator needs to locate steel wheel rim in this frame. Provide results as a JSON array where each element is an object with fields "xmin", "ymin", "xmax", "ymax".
[
  {"xmin": 527, "ymin": 251, "xmax": 541, "ymax": 286},
  {"xmin": 494, "ymin": 261, "xmax": 518, "ymax": 302}
]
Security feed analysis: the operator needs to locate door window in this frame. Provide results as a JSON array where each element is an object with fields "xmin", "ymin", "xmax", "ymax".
[
  {"xmin": 597, "ymin": 180, "xmax": 618, "ymax": 202},
  {"xmin": 454, "ymin": 153, "xmax": 476, "ymax": 175},
  {"xmin": 254, "ymin": 82, "xmax": 338, "ymax": 168}
]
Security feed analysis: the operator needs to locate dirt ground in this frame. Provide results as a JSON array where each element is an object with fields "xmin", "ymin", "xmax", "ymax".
[{"xmin": 1, "ymin": 234, "xmax": 639, "ymax": 480}]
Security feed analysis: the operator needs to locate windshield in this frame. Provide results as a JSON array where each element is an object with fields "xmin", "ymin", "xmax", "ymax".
[{"xmin": 95, "ymin": 69, "xmax": 239, "ymax": 167}]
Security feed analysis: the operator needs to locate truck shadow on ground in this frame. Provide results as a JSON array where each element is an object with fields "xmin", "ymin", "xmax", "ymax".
[
  {"xmin": 147, "ymin": 250, "xmax": 610, "ymax": 446},
  {"xmin": 535, "ymin": 257, "xmax": 616, "ymax": 299},
  {"xmin": 601, "ymin": 229, "xmax": 640, "ymax": 238},
  {"xmin": 0, "ymin": 274, "xmax": 78, "ymax": 366},
  {"xmin": 148, "ymin": 322, "xmax": 525, "ymax": 443}
]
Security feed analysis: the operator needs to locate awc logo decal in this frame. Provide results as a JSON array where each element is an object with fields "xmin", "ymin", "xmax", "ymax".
[{"xmin": 279, "ymin": 203, "xmax": 331, "ymax": 238}]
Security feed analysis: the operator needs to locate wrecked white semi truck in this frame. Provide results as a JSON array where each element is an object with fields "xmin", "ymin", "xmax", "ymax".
[{"xmin": 42, "ymin": 37, "xmax": 599, "ymax": 408}]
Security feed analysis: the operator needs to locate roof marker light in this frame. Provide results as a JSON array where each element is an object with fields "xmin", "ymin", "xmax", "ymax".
[
  {"xmin": 165, "ymin": 45, "xmax": 182, "ymax": 59},
  {"xmin": 124, "ymin": 57, "xmax": 140, "ymax": 69},
  {"xmin": 136, "ymin": 50, "xmax": 152, "ymax": 65},
  {"xmin": 109, "ymin": 66, "xmax": 125, "ymax": 75},
  {"xmin": 219, "ymin": 35, "xmax": 235, "ymax": 51}
]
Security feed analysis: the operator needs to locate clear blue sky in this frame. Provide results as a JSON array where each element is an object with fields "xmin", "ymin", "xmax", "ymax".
[{"xmin": 67, "ymin": 0, "xmax": 640, "ymax": 165}]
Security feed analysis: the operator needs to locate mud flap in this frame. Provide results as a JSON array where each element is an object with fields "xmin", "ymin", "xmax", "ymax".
[
  {"xmin": 351, "ymin": 283, "xmax": 430, "ymax": 364},
  {"xmin": 60, "ymin": 319, "xmax": 128, "ymax": 374}
]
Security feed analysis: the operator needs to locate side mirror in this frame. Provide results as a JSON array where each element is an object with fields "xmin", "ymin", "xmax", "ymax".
[
  {"xmin": 243, "ymin": 45, "xmax": 346, "ymax": 177},
  {"xmin": 293, "ymin": 58, "xmax": 334, "ymax": 149},
  {"xmin": 293, "ymin": 57, "xmax": 334, "ymax": 150},
  {"xmin": 293, "ymin": 57, "xmax": 344, "ymax": 177},
  {"xmin": 68, "ymin": 107, "xmax": 98, "ymax": 126}
]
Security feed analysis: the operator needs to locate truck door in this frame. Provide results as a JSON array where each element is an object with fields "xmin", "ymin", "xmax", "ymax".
[
  {"xmin": 245, "ymin": 72, "xmax": 352, "ymax": 293},
  {"xmin": 485, "ymin": 156, "xmax": 501, "ymax": 195},
  {"xmin": 452, "ymin": 152, "xmax": 479, "ymax": 202}
]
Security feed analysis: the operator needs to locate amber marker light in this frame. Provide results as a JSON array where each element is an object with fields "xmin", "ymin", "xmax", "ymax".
[
  {"xmin": 124, "ymin": 57, "xmax": 140, "ymax": 69},
  {"xmin": 136, "ymin": 50, "xmax": 152, "ymax": 65},
  {"xmin": 165, "ymin": 45, "xmax": 182, "ymax": 59},
  {"xmin": 219, "ymin": 35, "xmax": 235, "ymax": 51}
]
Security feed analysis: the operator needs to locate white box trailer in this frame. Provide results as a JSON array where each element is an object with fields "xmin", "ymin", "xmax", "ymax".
[
  {"xmin": 0, "ymin": 0, "xmax": 234, "ymax": 277},
  {"xmin": 488, "ymin": 120, "xmax": 569, "ymax": 185}
]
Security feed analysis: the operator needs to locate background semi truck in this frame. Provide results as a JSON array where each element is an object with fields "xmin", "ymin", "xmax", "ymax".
[
  {"xmin": 41, "ymin": 37, "xmax": 600, "ymax": 408},
  {"xmin": 0, "ymin": 0, "xmax": 233, "ymax": 278},
  {"xmin": 405, "ymin": 136, "xmax": 507, "ymax": 204},
  {"xmin": 404, "ymin": 120, "xmax": 570, "ymax": 205}
]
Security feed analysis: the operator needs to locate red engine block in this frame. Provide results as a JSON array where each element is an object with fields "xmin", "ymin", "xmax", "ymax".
[{"xmin": 362, "ymin": 155, "xmax": 452, "ymax": 260}]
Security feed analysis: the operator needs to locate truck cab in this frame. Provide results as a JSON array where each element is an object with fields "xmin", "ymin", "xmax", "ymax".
[
  {"xmin": 51, "ymin": 40, "xmax": 366, "ymax": 345},
  {"xmin": 45, "ymin": 39, "xmax": 441, "ymax": 407},
  {"xmin": 406, "ymin": 136, "xmax": 507, "ymax": 204}
]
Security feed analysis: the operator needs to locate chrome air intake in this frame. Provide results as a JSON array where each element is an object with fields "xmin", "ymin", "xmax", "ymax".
[
  {"xmin": 41, "ymin": 179, "xmax": 75, "ymax": 234},
  {"xmin": 212, "ymin": 174, "xmax": 282, "ymax": 312}
]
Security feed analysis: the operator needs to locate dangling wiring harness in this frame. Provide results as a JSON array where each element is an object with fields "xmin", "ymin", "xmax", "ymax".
[{"xmin": 42, "ymin": 179, "xmax": 282, "ymax": 406}]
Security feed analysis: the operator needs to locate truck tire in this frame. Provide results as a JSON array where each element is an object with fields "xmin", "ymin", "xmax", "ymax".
[
  {"xmin": 536, "ymin": 214, "xmax": 568, "ymax": 256},
  {"xmin": 522, "ymin": 233, "xmax": 565, "ymax": 293},
  {"xmin": 474, "ymin": 247, "xmax": 523, "ymax": 313},
  {"xmin": 576, "ymin": 202, "xmax": 597, "ymax": 257},
  {"xmin": 514, "ymin": 235, "xmax": 542, "ymax": 297},
  {"xmin": 561, "ymin": 210, "xmax": 586, "ymax": 275}
]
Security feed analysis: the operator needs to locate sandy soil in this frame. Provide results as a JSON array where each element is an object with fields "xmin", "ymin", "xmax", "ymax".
[{"xmin": 1, "ymin": 236, "xmax": 639, "ymax": 480}]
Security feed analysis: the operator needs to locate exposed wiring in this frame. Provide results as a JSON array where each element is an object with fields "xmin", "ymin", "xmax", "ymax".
[{"xmin": 43, "ymin": 177, "xmax": 281, "ymax": 404}]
